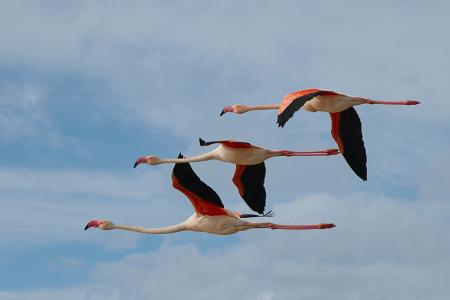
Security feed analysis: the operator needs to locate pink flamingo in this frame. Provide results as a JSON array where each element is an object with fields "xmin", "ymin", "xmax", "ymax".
[
  {"xmin": 85, "ymin": 155, "xmax": 335, "ymax": 235},
  {"xmin": 220, "ymin": 88, "xmax": 420, "ymax": 181},
  {"xmin": 134, "ymin": 138, "xmax": 339, "ymax": 214}
]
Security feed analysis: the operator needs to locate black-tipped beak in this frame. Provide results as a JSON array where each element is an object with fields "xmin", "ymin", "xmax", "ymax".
[
  {"xmin": 134, "ymin": 157, "xmax": 147, "ymax": 168},
  {"xmin": 85, "ymin": 220, "xmax": 100, "ymax": 230},
  {"xmin": 220, "ymin": 109, "xmax": 226, "ymax": 116}
]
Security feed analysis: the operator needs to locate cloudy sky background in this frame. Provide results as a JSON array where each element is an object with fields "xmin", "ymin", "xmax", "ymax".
[{"xmin": 1, "ymin": 1, "xmax": 449, "ymax": 299}]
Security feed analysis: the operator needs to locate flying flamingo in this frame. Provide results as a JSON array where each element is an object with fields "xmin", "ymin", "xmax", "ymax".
[
  {"xmin": 220, "ymin": 88, "xmax": 420, "ymax": 181},
  {"xmin": 134, "ymin": 138, "xmax": 339, "ymax": 214},
  {"xmin": 85, "ymin": 155, "xmax": 335, "ymax": 235}
]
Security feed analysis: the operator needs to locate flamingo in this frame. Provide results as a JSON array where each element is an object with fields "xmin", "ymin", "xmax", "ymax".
[
  {"xmin": 220, "ymin": 88, "xmax": 420, "ymax": 181},
  {"xmin": 134, "ymin": 138, "xmax": 339, "ymax": 214},
  {"xmin": 85, "ymin": 155, "xmax": 335, "ymax": 235}
]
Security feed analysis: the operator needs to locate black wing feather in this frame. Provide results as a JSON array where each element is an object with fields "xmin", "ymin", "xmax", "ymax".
[
  {"xmin": 233, "ymin": 163, "xmax": 266, "ymax": 214},
  {"xmin": 172, "ymin": 154, "xmax": 225, "ymax": 208},
  {"xmin": 199, "ymin": 138, "xmax": 216, "ymax": 146},
  {"xmin": 199, "ymin": 138, "xmax": 252, "ymax": 148},
  {"xmin": 338, "ymin": 108, "xmax": 367, "ymax": 181},
  {"xmin": 277, "ymin": 91, "xmax": 322, "ymax": 127}
]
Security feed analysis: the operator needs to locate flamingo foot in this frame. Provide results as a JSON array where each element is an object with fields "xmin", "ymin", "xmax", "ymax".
[{"xmin": 263, "ymin": 210, "xmax": 274, "ymax": 217}]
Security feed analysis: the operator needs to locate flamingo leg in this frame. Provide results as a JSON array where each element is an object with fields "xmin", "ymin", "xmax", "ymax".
[
  {"xmin": 269, "ymin": 223, "xmax": 335, "ymax": 230},
  {"xmin": 239, "ymin": 222, "xmax": 335, "ymax": 230},
  {"xmin": 359, "ymin": 98, "xmax": 420, "ymax": 105},
  {"xmin": 280, "ymin": 149, "xmax": 340, "ymax": 157}
]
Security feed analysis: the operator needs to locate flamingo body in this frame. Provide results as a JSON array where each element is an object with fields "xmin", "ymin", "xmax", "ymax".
[
  {"xmin": 200, "ymin": 138, "xmax": 309, "ymax": 165},
  {"xmin": 183, "ymin": 213, "xmax": 249, "ymax": 235},
  {"xmin": 214, "ymin": 144, "xmax": 272, "ymax": 165}
]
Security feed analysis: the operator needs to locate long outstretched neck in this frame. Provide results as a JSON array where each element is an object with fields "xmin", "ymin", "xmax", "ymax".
[
  {"xmin": 158, "ymin": 151, "xmax": 216, "ymax": 164},
  {"xmin": 111, "ymin": 223, "xmax": 187, "ymax": 234},
  {"xmin": 357, "ymin": 97, "xmax": 420, "ymax": 105},
  {"xmin": 244, "ymin": 104, "xmax": 280, "ymax": 112}
]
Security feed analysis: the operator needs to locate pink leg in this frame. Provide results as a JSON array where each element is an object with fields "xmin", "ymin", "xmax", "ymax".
[
  {"xmin": 241, "ymin": 222, "xmax": 336, "ymax": 230},
  {"xmin": 280, "ymin": 149, "xmax": 340, "ymax": 157},
  {"xmin": 269, "ymin": 223, "xmax": 336, "ymax": 230},
  {"xmin": 359, "ymin": 98, "xmax": 420, "ymax": 105}
]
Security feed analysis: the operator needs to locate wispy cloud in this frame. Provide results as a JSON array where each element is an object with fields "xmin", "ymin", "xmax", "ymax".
[
  {"xmin": 2, "ymin": 184, "xmax": 449, "ymax": 299},
  {"xmin": 0, "ymin": 166, "xmax": 182, "ymax": 251},
  {"xmin": 0, "ymin": 82, "xmax": 68, "ymax": 146},
  {"xmin": 47, "ymin": 256, "xmax": 86, "ymax": 273}
]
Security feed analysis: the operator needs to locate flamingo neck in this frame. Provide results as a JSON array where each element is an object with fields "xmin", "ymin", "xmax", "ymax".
[
  {"xmin": 242, "ymin": 104, "xmax": 280, "ymax": 113},
  {"xmin": 158, "ymin": 151, "xmax": 216, "ymax": 164},
  {"xmin": 111, "ymin": 223, "xmax": 187, "ymax": 234}
]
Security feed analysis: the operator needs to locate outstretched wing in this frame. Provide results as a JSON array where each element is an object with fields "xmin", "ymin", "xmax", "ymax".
[
  {"xmin": 330, "ymin": 108, "xmax": 367, "ymax": 181},
  {"xmin": 172, "ymin": 154, "xmax": 228, "ymax": 216},
  {"xmin": 232, "ymin": 163, "xmax": 266, "ymax": 214},
  {"xmin": 199, "ymin": 138, "xmax": 253, "ymax": 149},
  {"xmin": 277, "ymin": 89, "xmax": 339, "ymax": 127}
]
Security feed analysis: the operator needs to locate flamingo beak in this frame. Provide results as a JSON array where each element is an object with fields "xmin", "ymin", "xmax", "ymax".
[
  {"xmin": 133, "ymin": 157, "xmax": 147, "ymax": 168},
  {"xmin": 220, "ymin": 106, "xmax": 233, "ymax": 116},
  {"xmin": 84, "ymin": 220, "xmax": 100, "ymax": 230}
]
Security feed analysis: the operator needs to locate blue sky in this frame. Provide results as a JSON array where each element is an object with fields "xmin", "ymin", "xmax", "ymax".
[{"xmin": 1, "ymin": 1, "xmax": 449, "ymax": 299}]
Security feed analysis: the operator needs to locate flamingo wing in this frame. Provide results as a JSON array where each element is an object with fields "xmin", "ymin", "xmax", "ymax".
[
  {"xmin": 172, "ymin": 154, "xmax": 228, "ymax": 216},
  {"xmin": 330, "ymin": 108, "xmax": 367, "ymax": 181},
  {"xmin": 277, "ymin": 89, "xmax": 339, "ymax": 127},
  {"xmin": 232, "ymin": 162, "xmax": 266, "ymax": 214},
  {"xmin": 199, "ymin": 138, "xmax": 253, "ymax": 149}
]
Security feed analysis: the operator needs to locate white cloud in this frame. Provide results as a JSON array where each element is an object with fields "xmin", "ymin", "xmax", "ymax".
[
  {"xmin": 2, "ymin": 187, "xmax": 449, "ymax": 300},
  {"xmin": 0, "ymin": 166, "xmax": 187, "ymax": 251},
  {"xmin": 0, "ymin": 82, "xmax": 67, "ymax": 145},
  {"xmin": 47, "ymin": 256, "xmax": 86, "ymax": 273}
]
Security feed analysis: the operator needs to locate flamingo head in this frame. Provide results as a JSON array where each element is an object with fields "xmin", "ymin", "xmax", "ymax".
[
  {"xmin": 220, "ymin": 104, "xmax": 247, "ymax": 116},
  {"xmin": 133, "ymin": 155, "xmax": 161, "ymax": 168},
  {"xmin": 84, "ymin": 219, "xmax": 114, "ymax": 230}
]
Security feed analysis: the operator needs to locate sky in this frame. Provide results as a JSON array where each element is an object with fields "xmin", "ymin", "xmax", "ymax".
[{"xmin": 0, "ymin": 0, "xmax": 449, "ymax": 299}]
